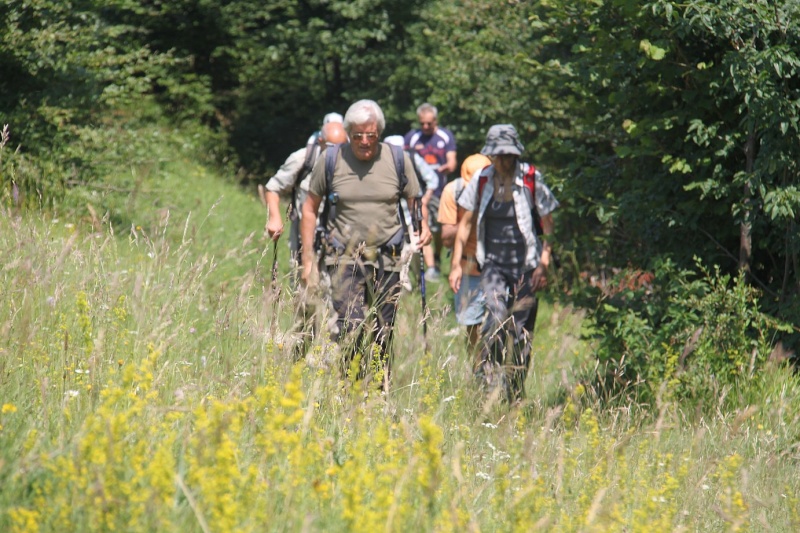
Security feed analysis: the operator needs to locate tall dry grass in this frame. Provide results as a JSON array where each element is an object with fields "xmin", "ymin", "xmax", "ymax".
[
  {"xmin": 1, "ymin": 203, "xmax": 798, "ymax": 532},
  {"xmin": 1, "ymin": 125, "xmax": 799, "ymax": 530}
]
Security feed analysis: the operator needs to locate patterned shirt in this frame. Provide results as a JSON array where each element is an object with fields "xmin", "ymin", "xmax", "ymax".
[
  {"xmin": 404, "ymin": 127, "xmax": 456, "ymax": 197},
  {"xmin": 457, "ymin": 162, "xmax": 559, "ymax": 271}
]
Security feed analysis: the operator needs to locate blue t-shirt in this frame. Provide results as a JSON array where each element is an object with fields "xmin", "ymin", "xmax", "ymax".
[{"xmin": 404, "ymin": 127, "xmax": 456, "ymax": 197}]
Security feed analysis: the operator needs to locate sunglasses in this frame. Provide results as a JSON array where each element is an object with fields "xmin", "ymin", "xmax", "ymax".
[{"xmin": 351, "ymin": 132, "xmax": 379, "ymax": 141}]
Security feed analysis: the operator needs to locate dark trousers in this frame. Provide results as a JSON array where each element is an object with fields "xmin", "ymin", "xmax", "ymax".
[
  {"xmin": 329, "ymin": 262, "xmax": 402, "ymax": 386},
  {"xmin": 479, "ymin": 261, "xmax": 539, "ymax": 401}
]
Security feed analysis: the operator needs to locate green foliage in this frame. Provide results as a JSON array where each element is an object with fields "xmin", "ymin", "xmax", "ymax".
[
  {"xmin": 583, "ymin": 258, "xmax": 793, "ymax": 406},
  {"xmin": 213, "ymin": 0, "xmax": 428, "ymax": 177},
  {"xmin": 0, "ymin": 0, "xmax": 217, "ymax": 205},
  {"xmin": 532, "ymin": 0, "xmax": 800, "ymax": 327}
]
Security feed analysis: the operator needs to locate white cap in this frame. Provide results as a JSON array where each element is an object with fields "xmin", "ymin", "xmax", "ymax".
[
  {"xmin": 384, "ymin": 135, "xmax": 405, "ymax": 147},
  {"xmin": 323, "ymin": 112, "xmax": 343, "ymax": 124}
]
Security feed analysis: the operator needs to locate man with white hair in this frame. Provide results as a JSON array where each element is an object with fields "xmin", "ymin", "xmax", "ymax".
[{"xmin": 301, "ymin": 100, "xmax": 432, "ymax": 391}]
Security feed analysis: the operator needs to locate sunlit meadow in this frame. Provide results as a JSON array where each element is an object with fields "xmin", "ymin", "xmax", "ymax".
[{"xmin": 1, "ymin": 139, "xmax": 799, "ymax": 531}]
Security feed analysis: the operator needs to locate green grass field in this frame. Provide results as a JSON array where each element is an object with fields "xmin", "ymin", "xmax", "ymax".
[{"xmin": 1, "ymin": 126, "xmax": 799, "ymax": 531}]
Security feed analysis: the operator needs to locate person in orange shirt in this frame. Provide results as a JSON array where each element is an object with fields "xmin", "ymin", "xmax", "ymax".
[{"xmin": 438, "ymin": 153, "xmax": 491, "ymax": 356}]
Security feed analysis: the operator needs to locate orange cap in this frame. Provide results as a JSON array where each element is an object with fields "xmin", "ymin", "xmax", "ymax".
[{"xmin": 460, "ymin": 154, "xmax": 491, "ymax": 182}]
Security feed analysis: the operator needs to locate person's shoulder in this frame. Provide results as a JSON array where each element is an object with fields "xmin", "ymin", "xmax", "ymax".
[
  {"xmin": 441, "ymin": 180, "xmax": 457, "ymax": 199},
  {"xmin": 405, "ymin": 129, "xmax": 424, "ymax": 146},
  {"xmin": 435, "ymin": 127, "xmax": 456, "ymax": 145}
]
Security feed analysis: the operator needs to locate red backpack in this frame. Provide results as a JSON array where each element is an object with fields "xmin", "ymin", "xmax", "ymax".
[{"xmin": 476, "ymin": 163, "xmax": 544, "ymax": 236}]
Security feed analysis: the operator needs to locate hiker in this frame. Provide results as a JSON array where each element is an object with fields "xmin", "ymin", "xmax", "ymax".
[
  {"xmin": 404, "ymin": 103, "xmax": 457, "ymax": 282},
  {"xmin": 300, "ymin": 99, "xmax": 431, "ymax": 391},
  {"xmin": 438, "ymin": 153, "xmax": 492, "ymax": 355},
  {"xmin": 448, "ymin": 124, "xmax": 559, "ymax": 403},
  {"xmin": 264, "ymin": 113, "xmax": 346, "ymax": 273}
]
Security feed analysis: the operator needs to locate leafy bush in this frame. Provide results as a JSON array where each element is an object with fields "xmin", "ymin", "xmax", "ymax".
[
  {"xmin": 582, "ymin": 258, "xmax": 793, "ymax": 406},
  {"xmin": 0, "ymin": 0, "xmax": 218, "ymax": 206}
]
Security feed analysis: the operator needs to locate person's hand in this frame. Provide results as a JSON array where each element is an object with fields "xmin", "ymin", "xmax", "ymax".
[
  {"xmin": 265, "ymin": 215, "xmax": 284, "ymax": 242},
  {"xmin": 449, "ymin": 264, "xmax": 463, "ymax": 293},
  {"xmin": 407, "ymin": 229, "xmax": 421, "ymax": 253},
  {"xmin": 531, "ymin": 264, "xmax": 548, "ymax": 291},
  {"xmin": 418, "ymin": 225, "xmax": 432, "ymax": 247},
  {"xmin": 300, "ymin": 260, "xmax": 319, "ymax": 288}
]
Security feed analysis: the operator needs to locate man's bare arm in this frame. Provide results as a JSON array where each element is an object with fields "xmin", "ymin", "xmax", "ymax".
[
  {"xmin": 300, "ymin": 193, "xmax": 322, "ymax": 283},
  {"xmin": 441, "ymin": 223, "xmax": 457, "ymax": 248},
  {"xmin": 440, "ymin": 150, "xmax": 457, "ymax": 174},
  {"xmin": 448, "ymin": 209, "xmax": 473, "ymax": 293},
  {"xmin": 265, "ymin": 191, "xmax": 284, "ymax": 241}
]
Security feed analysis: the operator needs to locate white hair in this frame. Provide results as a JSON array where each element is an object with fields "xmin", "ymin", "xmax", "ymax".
[
  {"xmin": 343, "ymin": 100, "xmax": 385, "ymax": 135},
  {"xmin": 416, "ymin": 102, "xmax": 438, "ymax": 118}
]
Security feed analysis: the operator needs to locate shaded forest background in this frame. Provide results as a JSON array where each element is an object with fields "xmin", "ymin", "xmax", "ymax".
[{"xmin": 2, "ymin": 0, "xmax": 799, "ymax": 391}]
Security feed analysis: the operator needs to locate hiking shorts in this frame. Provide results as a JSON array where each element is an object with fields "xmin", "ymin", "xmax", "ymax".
[{"xmin": 454, "ymin": 273, "xmax": 485, "ymax": 326}]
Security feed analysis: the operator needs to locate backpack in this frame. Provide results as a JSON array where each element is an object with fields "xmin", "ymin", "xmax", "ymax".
[
  {"xmin": 476, "ymin": 163, "xmax": 544, "ymax": 236},
  {"xmin": 288, "ymin": 132, "xmax": 321, "ymax": 220},
  {"xmin": 317, "ymin": 142, "xmax": 412, "ymax": 256}
]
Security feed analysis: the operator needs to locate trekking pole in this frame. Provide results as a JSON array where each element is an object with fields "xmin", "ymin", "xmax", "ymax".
[
  {"xmin": 414, "ymin": 198, "xmax": 428, "ymax": 343},
  {"xmin": 271, "ymin": 243, "xmax": 279, "ymax": 284}
]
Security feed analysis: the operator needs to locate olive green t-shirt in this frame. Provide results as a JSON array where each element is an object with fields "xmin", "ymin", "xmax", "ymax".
[{"xmin": 308, "ymin": 142, "xmax": 420, "ymax": 268}]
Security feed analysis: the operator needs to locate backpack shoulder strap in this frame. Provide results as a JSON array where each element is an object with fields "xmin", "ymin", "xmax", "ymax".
[
  {"xmin": 387, "ymin": 143, "xmax": 412, "ymax": 238},
  {"xmin": 476, "ymin": 166, "xmax": 492, "ymax": 206},
  {"xmin": 319, "ymin": 143, "xmax": 342, "ymax": 228},
  {"xmin": 522, "ymin": 163, "xmax": 536, "ymax": 194},
  {"xmin": 387, "ymin": 143, "xmax": 408, "ymax": 193},
  {"xmin": 521, "ymin": 163, "xmax": 544, "ymax": 236},
  {"xmin": 288, "ymin": 135, "xmax": 320, "ymax": 219},
  {"xmin": 407, "ymin": 149, "xmax": 426, "ymax": 194},
  {"xmin": 301, "ymin": 135, "xmax": 320, "ymax": 176},
  {"xmin": 325, "ymin": 143, "xmax": 339, "ymax": 192}
]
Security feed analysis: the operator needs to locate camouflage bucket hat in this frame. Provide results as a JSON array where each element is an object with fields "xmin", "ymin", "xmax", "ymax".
[{"xmin": 480, "ymin": 124, "xmax": 524, "ymax": 156}]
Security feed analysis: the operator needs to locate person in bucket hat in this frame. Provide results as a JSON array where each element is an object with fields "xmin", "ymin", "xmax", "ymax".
[{"xmin": 449, "ymin": 124, "xmax": 559, "ymax": 404}]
